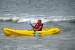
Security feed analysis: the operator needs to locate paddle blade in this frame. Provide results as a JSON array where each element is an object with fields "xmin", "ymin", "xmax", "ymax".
[
  {"xmin": 27, "ymin": 20, "xmax": 32, "ymax": 24},
  {"xmin": 35, "ymin": 32, "xmax": 38, "ymax": 36}
]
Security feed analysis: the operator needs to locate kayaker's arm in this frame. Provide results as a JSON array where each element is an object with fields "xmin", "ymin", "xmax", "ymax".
[
  {"xmin": 30, "ymin": 24, "xmax": 42, "ymax": 31},
  {"xmin": 34, "ymin": 26, "xmax": 42, "ymax": 31}
]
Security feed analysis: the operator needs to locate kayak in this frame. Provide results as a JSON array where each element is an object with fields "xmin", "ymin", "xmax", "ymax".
[{"xmin": 2, "ymin": 27, "xmax": 60, "ymax": 36}]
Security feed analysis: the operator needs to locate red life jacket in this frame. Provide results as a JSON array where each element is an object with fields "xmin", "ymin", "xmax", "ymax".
[{"xmin": 34, "ymin": 23, "xmax": 43, "ymax": 30}]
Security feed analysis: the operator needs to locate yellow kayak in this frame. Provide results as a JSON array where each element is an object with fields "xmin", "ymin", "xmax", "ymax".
[{"xmin": 2, "ymin": 27, "xmax": 60, "ymax": 36}]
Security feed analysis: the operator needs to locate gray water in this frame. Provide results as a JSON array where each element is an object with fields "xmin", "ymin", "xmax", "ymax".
[
  {"xmin": 0, "ymin": 0, "xmax": 75, "ymax": 16},
  {"xmin": 0, "ymin": 22, "xmax": 75, "ymax": 50},
  {"xmin": 0, "ymin": 0, "xmax": 75, "ymax": 50}
]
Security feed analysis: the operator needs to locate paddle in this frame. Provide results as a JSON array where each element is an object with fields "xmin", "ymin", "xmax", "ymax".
[{"xmin": 28, "ymin": 20, "xmax": 38, "ymax": 36}]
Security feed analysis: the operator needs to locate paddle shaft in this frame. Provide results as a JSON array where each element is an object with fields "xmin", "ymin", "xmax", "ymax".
[
  {"xmin": 30, "ymin": 24, "xmax": 36, "ymax": 32},
  {"xmin": 30, "ymin": 24, "xmax": 38, "ymax": 36}
]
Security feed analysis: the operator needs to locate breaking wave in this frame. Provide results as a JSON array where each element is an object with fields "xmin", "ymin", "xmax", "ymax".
[{"xmin": 0, "ymin": 15, "xmax": 75, "ymax": 23}]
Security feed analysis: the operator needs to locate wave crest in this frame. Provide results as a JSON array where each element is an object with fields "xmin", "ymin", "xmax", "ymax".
[{"xmin": 0, "ymin": 16, "xmax": 75, "ymax": 23}]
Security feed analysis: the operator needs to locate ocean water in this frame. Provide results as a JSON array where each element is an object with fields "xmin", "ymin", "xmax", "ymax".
[{"xmin": 0, "ymin": 0, "xmax": 75, "ymax": 50}]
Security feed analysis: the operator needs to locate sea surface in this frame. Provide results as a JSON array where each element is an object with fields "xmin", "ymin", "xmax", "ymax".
[{"xmin": 0, "ymin": 0, "xmax": 75, "ymax": 50}]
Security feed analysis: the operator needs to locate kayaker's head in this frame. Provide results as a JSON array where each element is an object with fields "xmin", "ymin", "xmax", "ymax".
[{"xmin": 37, "ymin": 19, "xmax": 42, "ymax": 23}]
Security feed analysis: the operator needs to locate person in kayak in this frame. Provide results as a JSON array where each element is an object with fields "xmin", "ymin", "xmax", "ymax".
[
  {"xmin": 34, "ymin": 19, "xmax": 43, "ymax": 31},
  {"xmin": 30, "ymin": 20, "xmax": 43, "ymax": 31}
]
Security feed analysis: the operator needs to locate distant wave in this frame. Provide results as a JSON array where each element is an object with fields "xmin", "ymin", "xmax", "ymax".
[{"xmin": 0, "ymin": 15, "xmax": 75, "ymax": 23}]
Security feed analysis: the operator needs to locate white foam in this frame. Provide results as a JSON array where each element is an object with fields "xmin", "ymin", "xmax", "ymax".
[
  {"xmin": 0, "ymin": 17, "xmax": 11, "ymax": 20},
  {"xmin": 0, "ymin": 16, "xmax": 75, "ymax": 23},
  {"xmin": 17, "ymin": 18, "xmax": 30, "ymax": 23},
  {"xmin": 12, "ymin": 16, "xmax": 20, "ymax": 21}
]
